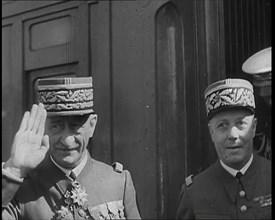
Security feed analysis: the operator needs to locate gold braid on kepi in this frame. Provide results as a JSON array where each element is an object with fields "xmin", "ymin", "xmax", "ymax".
[
  {"xmin": 37, "ymin": 77, "xmax": 94, "ymax": 116},
  {"xmin": 204, "ymin": 78, "xmax": 255, "ymax": 120}
]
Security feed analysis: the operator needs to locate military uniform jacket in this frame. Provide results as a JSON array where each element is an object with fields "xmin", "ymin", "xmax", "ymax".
[
  {"xmin": 2, "ymin": 154, "xmax": 141, "ymax": 220},
  {"xmin": 176, "ymin": 154, "xmax": 271, "ymax": 219}
]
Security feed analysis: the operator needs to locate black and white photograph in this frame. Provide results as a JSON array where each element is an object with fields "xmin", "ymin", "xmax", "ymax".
[{"xmin": 2, "ymin": 0, "xmax": 271, "ymax": 219}]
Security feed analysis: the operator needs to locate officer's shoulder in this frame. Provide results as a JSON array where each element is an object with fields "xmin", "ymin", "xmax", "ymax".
[
  {"xmin": 111, "ymin": 162, "xmax": 124, "ymax": 173},
  {"xmin": 92, "ymin": 159, "xmax": 124, "ymax": 173},
  {"xmin": 185, "ymin": 174, "xmax": 194, "ymax": 187}
]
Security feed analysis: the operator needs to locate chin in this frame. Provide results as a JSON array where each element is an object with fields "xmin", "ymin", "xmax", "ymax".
[
  {"xmin": 63, "ymin": 157, "xmax": 79, "ymax": 166},
  {"xmin": 225, "ymin": 157, "xmax": 246, "ymax": 169}
]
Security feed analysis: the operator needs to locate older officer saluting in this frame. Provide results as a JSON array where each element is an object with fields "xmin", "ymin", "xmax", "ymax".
[
  {"xmin": 242, "ymin": 47, "xmax": 272, "ymax": 159},
  {"xmin": 2, "ymin": 77, "xmax": 141, "ymax": 219},
  {"xmin": 176, "ymin": 78, "xmax": 271, "ymax": 219}
]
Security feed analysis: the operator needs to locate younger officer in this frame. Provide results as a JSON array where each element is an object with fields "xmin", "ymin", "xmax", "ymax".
[
  {"xmin": 242, "ymin": 47, "xmax": 272, "ymax": 159},
  {"xmin": 2, "ymin": 77, "xmax": 141, "ymax": 219},
  {"xmin": 176, "ymin": 78, "xmax": 271, "ymax": 219}
]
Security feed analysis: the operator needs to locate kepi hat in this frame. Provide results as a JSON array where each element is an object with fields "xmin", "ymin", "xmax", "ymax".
[
  {"xmin": 242, "ymin": 47, "xmax": 271, "ymax": 90},
  {"xmin": 204, "ymin": 78, "xmax": 255, "ymax": 120},
  {"xmin": 242, "ymin": 47, "xmax": 271, "ymax": 100},
  {"xmin": 37, "ymin": 77, "xmax": 94, "ymax": 116}
]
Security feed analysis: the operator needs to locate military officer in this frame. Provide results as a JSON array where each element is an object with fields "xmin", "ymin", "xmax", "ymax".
[
  {"xmin": 242, "ymin": 47, "xmax": 272, "ymax": 159},
  {"xmin": 2, "ymin": 77, "xmax": 141, "ymax": 219},
  {"xmin": 176, "ymin": 78, "xmax": 271, "ymax": 219}
]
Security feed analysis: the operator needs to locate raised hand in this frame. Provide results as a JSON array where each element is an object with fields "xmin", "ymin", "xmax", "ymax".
[{"xmin": 4, "ymin": 103, "xmax": 50, "ymax": 178}]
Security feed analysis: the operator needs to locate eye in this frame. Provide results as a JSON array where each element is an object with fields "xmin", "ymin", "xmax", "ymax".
[
  {"xmin": 217, "ymin": 122, "xmax": 227, "ymax": 128},
  {"xmin": 51, "ymin": 124, "xmax": 59, "ymax": 129},
  {"xmin": 236, "ymin": 120, "xmax": 247, "ymax": 127},
  {"xmin": 50, "ymin": 123, "xmax": 62, "ymax": 131},
  {"xmin": 70, "ymin": 123, "xmax": 83, "ymax": 130},
  {"xmin": 237, "ymin": 121, "xmax": 244, "ymax": 125}
]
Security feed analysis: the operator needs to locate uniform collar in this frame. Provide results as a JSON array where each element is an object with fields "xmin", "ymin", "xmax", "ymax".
[
  {"xmin": 50, "ymin": 149, "xmax": 88, "ymax": 178},
  {"xmin": 218, "ymin": 154, "xmax": 259, "ymax": 203},
  {"xmin": 219, "ymin": 153, "xmax": 253, "ymax": 177}
]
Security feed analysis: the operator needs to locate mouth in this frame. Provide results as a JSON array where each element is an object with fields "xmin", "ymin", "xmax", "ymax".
[
  {"xmin": 57, "ymin": 148, "xmax": 78, "ymax": 152},
  {"xmin": 55, "ymin": 145, "xmax": 80, "ymax": 152},
  {"xmin": 226, "ymin": 145, "xmax": 242, "ymax": 150}
]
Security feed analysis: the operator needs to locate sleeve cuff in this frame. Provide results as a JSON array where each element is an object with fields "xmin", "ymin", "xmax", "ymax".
[{"xmin": 2, "ymin": 162, "xmax": 23, "ymax": 183}]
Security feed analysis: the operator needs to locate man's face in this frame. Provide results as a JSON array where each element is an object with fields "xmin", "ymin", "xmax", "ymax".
[
  {"xmin": 45, "ymin": 114, "xmax": 97, "ymax": 169},
  {"xmin": 208, "ymin": 109, "xmax": 257, "ymax": 170}
]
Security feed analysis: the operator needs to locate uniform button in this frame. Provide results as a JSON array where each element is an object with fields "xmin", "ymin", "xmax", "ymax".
[
  {"xmin": 240, "ymin": 205, "xmax": 247, "ymax": 212},
  {"xmin": 239, "ymin": 190, "xmax": 246, "ymax": 198},
  {"xmin": 78, "ymin": 208, "xmax": 86, "ymax": 217}
]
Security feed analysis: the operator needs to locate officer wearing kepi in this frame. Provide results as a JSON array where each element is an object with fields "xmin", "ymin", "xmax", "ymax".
[
  {"xmin": 2, "ymin": 77, "xmax": 141, "ymax": 219},
  {"xmin": 176, "ymin": 78, "xmax": 271, "ymax": 219},
  {"xmin": 242, "ymin": 47, "xmax": 272, "ymax": 160}
]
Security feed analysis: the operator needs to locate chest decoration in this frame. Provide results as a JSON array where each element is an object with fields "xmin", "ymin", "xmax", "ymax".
[
  {"xmin": 53, "ymin": 180, "xmax": 126, "ymax": 219},
  {"xmin": 88, "ymin": 200, "xmax": 125, "ymax": 219},
  {"xmin": 54, "ymin": 180, "xmax": 92, "ymax": 219},
  {"xmin": 253, "ymin": 194, "xmax": 272, "ymax": 208}
]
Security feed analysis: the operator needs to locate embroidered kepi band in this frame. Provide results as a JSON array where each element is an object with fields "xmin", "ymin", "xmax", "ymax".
[
  {"xmin": 37, "ymin": 77, "xmax": 94, "ymax": 116},
  {"xmin": 204, "ymin": 78, "xmax": 255, "ymax": 120}
]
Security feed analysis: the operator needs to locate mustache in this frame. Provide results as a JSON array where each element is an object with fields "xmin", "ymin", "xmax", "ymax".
[{"xmin": 53, "ymin": 140, "xmax": 80, "ymax": 150}]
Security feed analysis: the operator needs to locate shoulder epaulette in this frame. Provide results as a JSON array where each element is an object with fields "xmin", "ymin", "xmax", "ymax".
[
  {"xmin": 112, "ymin": 162, "xmax": 123, "ymax": 173},
  {"xmin": 185, "ymin": 174, "xmax": 194, "ymax": 187}
]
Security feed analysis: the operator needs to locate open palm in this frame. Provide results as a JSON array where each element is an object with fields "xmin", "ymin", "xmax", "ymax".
[{"xmin": 8, "ymin": 104, "xmax": 50, "ymax": 176}]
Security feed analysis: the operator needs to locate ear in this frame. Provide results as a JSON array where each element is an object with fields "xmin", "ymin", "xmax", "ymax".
[
  {"xmin": 88, "ymin": 114, "xmax": 98, "ymax": 138},
  {"xmin": 208, "ymin": 123, "xmax": 214, "ymax": 141},
  {"xmin": 252, "ymin": 117, "xmax": 257, "ymax": 137}
]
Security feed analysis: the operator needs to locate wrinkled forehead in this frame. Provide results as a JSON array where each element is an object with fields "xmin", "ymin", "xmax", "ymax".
[
  {"xmin": 209, "ymin": 108, "xmax": 254, "ymax": 122},
  {"xmin": 47, "ymin": 114, "xmax": 91, "ymax": 124}
]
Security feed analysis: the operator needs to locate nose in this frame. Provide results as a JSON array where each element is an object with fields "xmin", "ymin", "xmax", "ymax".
[
  {"xmin": 60, "ymin": 134, "xmax": 76, "ymax": 146},
  {"xmin": 228, "ymin": 126, "xmax": 239, "ymax": 140},
  {"xmin": 59, "ymin": 122, "xmax": 76, "ymax": 146}
]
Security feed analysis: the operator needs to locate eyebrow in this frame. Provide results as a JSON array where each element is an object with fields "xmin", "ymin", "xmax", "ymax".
[
  {"xmin": 49, "ymin": 116, "xmax": 89, "ymax": 124},
  {"xmin": 48, "ymin": 117, "xmax": 64, "ymax": 123}
]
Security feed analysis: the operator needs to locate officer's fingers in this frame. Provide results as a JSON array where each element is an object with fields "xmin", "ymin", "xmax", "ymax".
[
  {"xmin": 18, "ymin": 111, "xmax": 30, "ymax": 132},
  {"xmin": 41, "ymin": 135, "xmax": 50, "ymax": 151},
  {"xmin": 27, "ymin": 104, "xmax": 38, "ymax": 131},
  {"xmin": 32, "ymin": 103, "xmax": 44, "ymax": 133},
  {"xmin": 37, "ymin": 109, "xmax": 47, "ymax": 136}
]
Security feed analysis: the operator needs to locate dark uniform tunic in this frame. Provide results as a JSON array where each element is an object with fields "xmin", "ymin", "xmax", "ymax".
[
  {"xmin": 176, "ymin": 153, "xmax": 271, "ymax": 219},
  {"xmin": 2, "ymin": 153, "xmax": 141, "ymax": 219}
]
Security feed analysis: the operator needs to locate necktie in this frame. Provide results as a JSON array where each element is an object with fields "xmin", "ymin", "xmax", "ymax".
[
  {"xmin": 236, "ymin": 171, "xmax": 242, "ymax": 180},
  {"xmin": 236, "ymin": 171, "xmax": 244, "ymax": 189},
  {"xmin": 69, "ymin": 171, "xmax": 77, "ymax": 180}
]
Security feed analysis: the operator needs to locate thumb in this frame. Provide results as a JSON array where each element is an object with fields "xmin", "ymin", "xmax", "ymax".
[{"xmin": 41, "ymin": 135, "xmax": 50, "ymax": 152}]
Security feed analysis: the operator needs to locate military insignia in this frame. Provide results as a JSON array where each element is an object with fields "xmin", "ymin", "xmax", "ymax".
[
  {"xmin": 253, "ymin": 194, "xmax": 271, "ymax": 207},
  {"xmin": 185, "ymin": 174, "xmax": 194, "ymax": 187},
  {"xmin": 88, "ymin": 200, "xmax": 125, "ymax": 219},
  {"xmin": 54, "ymin": 180, "xmax": 92, "ymax": 220},
  {"xmin": 112, "ymin": 162, "xmax": 123, "ymax": 173}
]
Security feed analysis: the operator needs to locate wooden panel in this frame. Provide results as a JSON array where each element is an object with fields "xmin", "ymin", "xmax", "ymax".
[
  {"xmin": 111, "ymin": 1, "xmax": 167, "ymax": 218},
  {"xmin": 89, "ymin": 1, "xmax": 112, "ymax": 164},
  {"xmin": 155, "ymin": 2, "xmax": 186, "ymax": 218},
  {"xmin": 24, "ymin": 8, "xmax": 79, "ymax": 70},
  {"xmin": 2, "ymin": 25, "xmax": 13, "ymax": 161},
  {"xmin": 30, "ymin": 16, "xmax": 72, "ymax": 50},
  {"xmin": 2, "ymin": 1, "xmax": 63, "ymax": 18}
]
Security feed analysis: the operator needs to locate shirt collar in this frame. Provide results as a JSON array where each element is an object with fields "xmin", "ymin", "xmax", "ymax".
[
  {"xmin": 220, "ymin": 153, "xmax": 253, "ymax": 177},
  {"xmin": 50, "ymin": 150, "xmax": 88, "ymax": 178}
]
